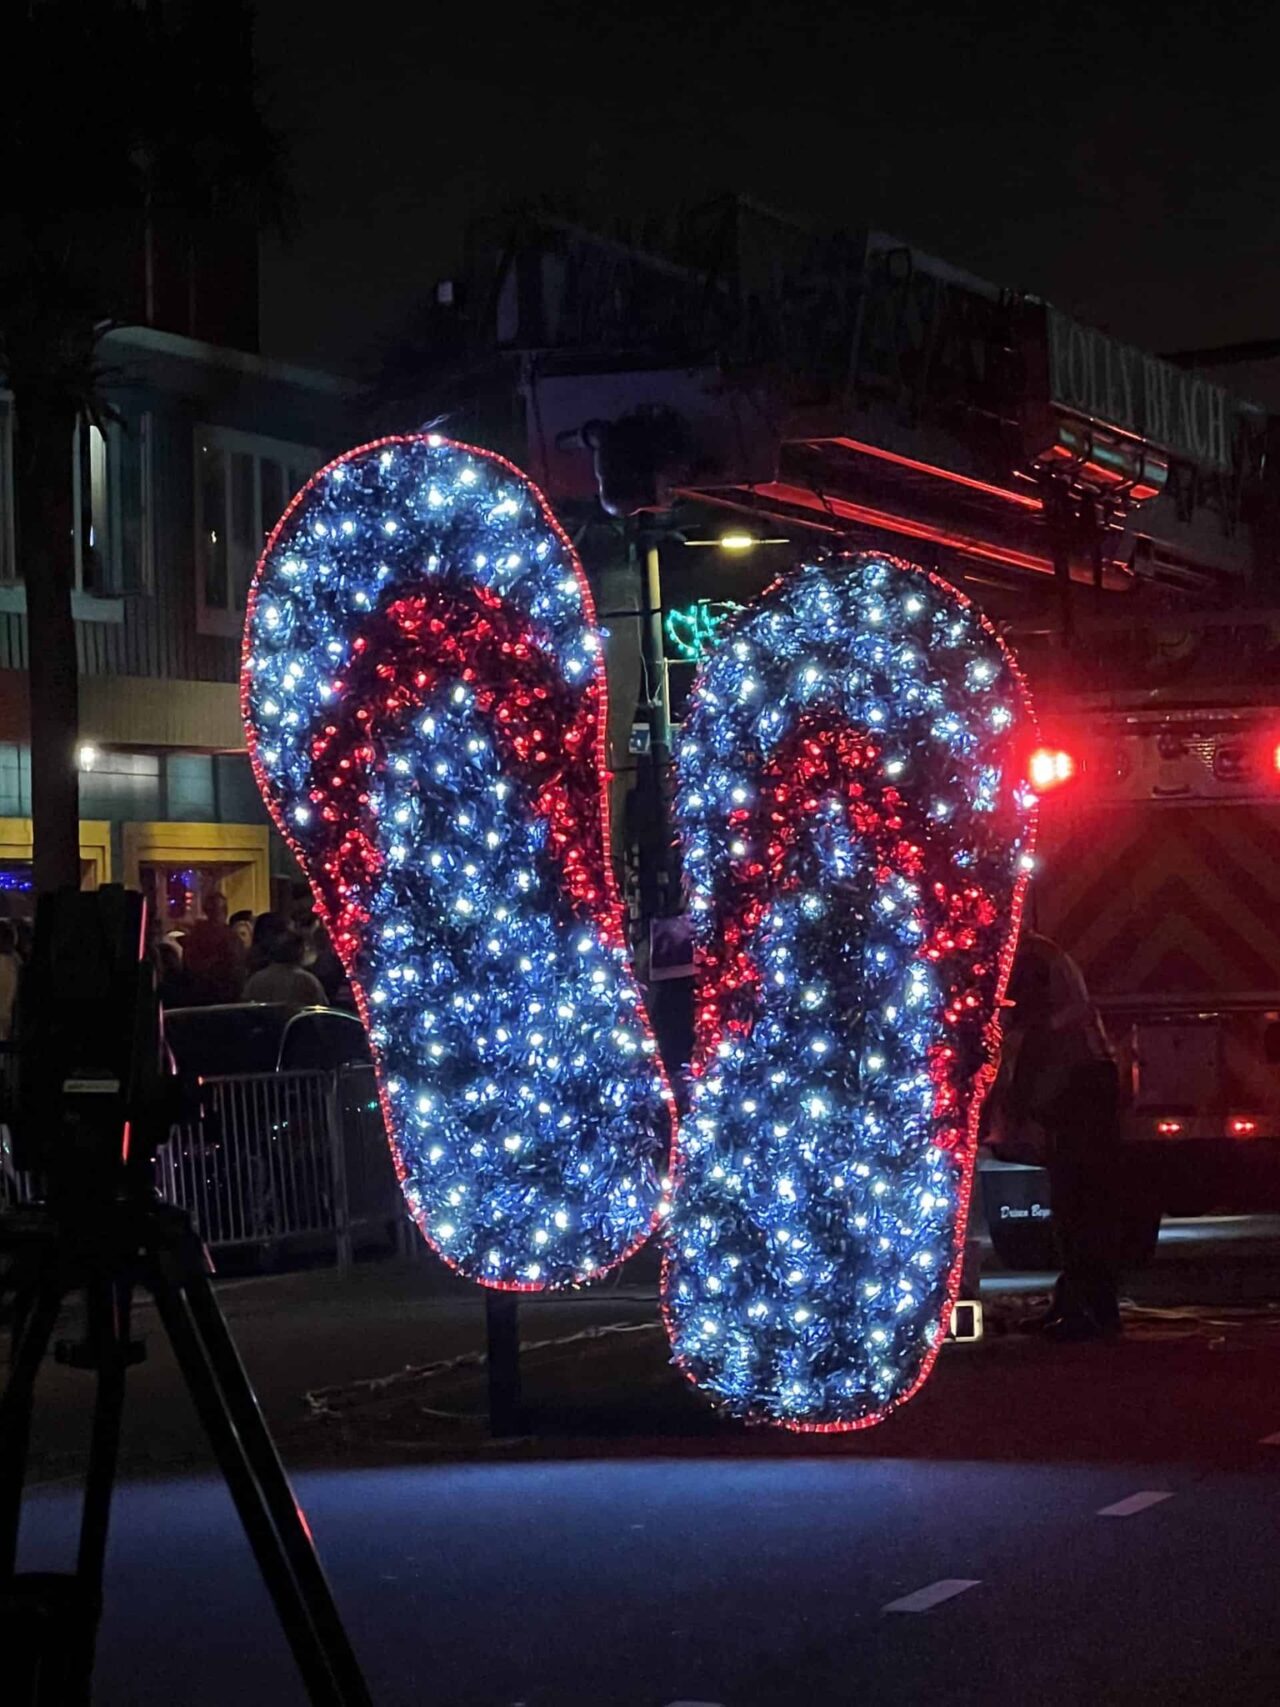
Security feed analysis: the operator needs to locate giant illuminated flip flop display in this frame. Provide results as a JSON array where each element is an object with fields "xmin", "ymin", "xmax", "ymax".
[
  {"xmin": 662, "ymin": 556, "xmax": 1036, "ymax": 1429},
  {"xmin": 242, "ymin": 435, "xmax": 674, "ymax": 1289},
  {"xmin": 243, "ymin": 437, "xmax": 1035, "ymax": 1426}
]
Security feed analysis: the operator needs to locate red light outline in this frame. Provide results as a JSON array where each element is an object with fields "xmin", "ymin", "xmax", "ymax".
[
  {"xmin": 710, "ymin": 482, "xmax": 1137, "ymax": 590},
  {"xmin": 241, "ymin": 432, "xmax": 677, "ymax": 1292},
  {"xmin": 826, "ymin": 437, "xmax": 1044, "ymax": 511},
  {"xmin": 742, "ymin": 482, "xmax": 1061, "ymax": 578}
]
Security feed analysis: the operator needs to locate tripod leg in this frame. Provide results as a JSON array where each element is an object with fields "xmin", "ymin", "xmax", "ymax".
[
  {"xmin": 0, "ymin": 1265, "xmax": 62, "ymax": 1578},
  {"xmin": 177, "ymin": 1250, "xmax": 373, "ymax": 1707},
  {"xmin": 75, "ymin": 1277, "xmax": 132, "ymax": 1596},
  {"xmin": 147, "ymin": 1241, "xmax": 372, "ymax": 1707}
]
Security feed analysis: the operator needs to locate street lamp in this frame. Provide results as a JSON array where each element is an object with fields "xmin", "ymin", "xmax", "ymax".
[
  {"xmin": 682, "ymin": 532, "xmax": 791, "ymax": 551},
  {"xmin": 636, "ymin": 529, "xmax": 788, "ymax": 909}
]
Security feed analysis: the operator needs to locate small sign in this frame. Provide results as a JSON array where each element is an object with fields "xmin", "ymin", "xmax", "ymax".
[{"xmin": 1046, "ymin": 307, "xmax": 1235, "ymax": 472}]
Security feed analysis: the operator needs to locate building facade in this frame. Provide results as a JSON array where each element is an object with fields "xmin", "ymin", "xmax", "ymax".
[{"xmin": 0, "ymin": 328, "xmax": 353, "ymax": 921}]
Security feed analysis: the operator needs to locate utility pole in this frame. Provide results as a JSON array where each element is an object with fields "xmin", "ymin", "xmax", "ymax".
[
  {"xmin": 18, "ymin": 396, "xmax": 82, "ymax": 894},
  {"xmin": 630, "ymin": 518, "xmax": 692, "ymax": 1072},
  {"xmin": 632, "ymin": 522, "xmax": 676, "ymax": 918}
]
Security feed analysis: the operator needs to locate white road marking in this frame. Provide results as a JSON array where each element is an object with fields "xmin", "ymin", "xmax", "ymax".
[
  {"xmin": 1260, "ymin": 1431, "xmax": 1280, "ymax": 1446},
  {"xmin": 883, "ymin": 1578, "xmax": 981, "ymax": 1613},
  {"xmin": 1097, "ymin": 1490, "xmax": 1174, "ymax": 1518}
]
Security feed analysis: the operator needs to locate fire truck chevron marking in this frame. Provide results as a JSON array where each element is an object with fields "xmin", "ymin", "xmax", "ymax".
[
  {"xmin": 1120, "ymin": 895, "xmax": 1271, "ymax": 996},
  {"xmin": 1039, "ymin": 805, "xmax": 1280, "ymax": 997}
]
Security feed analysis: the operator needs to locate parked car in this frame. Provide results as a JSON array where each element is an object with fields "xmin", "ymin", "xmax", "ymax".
[{"xmin": 163, "ymin": 1002, "xmax": 371, "ymax": 1079}]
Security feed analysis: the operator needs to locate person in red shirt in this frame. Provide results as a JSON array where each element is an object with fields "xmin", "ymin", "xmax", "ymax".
[{"xmin": 181, "ymin": 892, "xmax": 246, "ymax": 1005}]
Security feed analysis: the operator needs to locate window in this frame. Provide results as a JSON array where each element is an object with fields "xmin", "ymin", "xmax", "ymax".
[
  {"xmin": 74, "ymin": 421, "xmax": 115, "ymax": 594},
  {"xmin": 139, "ymin": 860, "xmax": 244, "ymax": 926},
  {"xmin": 0, "ymin": 405, "xmax": 152, "ymax": 596},
  {"xmin": 73, "ymin": 416, "xmax": 154, "ymax": 597},
  {"xmin": 124, "ymin": 822, "xmax": 270, "ymax": 923},
  {"xmin": 195, "ymin": 426, "xmax": 320, "ymax": 635},
  {"xmin": 78, "ymin": 749, "xmax": 162, "ymax": 818}
]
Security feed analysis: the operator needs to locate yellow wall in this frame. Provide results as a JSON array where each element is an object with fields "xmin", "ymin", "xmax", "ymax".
[
  {"xmin": 121, "ymin": 821, "xmax": 271, "ymax": 917},
  {"xmin": 0, "ymin": 818, "xmax": 112, "ymax": 887}
]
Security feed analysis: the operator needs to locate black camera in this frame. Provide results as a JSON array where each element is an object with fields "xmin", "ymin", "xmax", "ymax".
[{"xmin": 9, "ymin": 885, "xmax": 184, "ymax": 1194}]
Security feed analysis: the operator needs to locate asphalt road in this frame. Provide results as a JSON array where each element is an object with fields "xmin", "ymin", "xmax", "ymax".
[{"xmin": 12, "ymin": 1216, "xmax": 1280, "ymax": 1706}]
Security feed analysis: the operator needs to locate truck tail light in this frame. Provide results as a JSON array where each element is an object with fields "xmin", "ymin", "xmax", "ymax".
[
  {"xmin": 1229, "ymin": 1117, "xmax": 1257, "ymax": 1136},
  {"xmin": 1156, "ymin": 1119, "xmax": 1183, "ymax": 1136},
  {"xmin": 1029, "ymin": 747, "xmax": 1076, "ymax": 792}
]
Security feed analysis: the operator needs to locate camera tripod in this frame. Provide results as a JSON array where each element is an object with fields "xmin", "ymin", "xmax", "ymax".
[{"xmin": 0, "ymin": 1187, "xmax": 374, "ymax": 1706}]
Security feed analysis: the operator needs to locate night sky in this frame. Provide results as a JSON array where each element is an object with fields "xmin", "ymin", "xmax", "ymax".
[{"xmin": 255, "ymin": 0, "xmax": 1278, "ymax": 376}]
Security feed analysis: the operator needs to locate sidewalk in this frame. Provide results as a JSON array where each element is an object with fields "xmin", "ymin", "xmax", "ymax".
[
  {"xmin": 22, "ymin": 1218, "xmax": 1280, "ymax": 1483},
  {"xmin": 24, "ymin": 1256, "xmax": 659, "ymax": 1482},
  {"xmin": 15, "ymin": 1223, "xmax": 1280, "ymax": 1707}
]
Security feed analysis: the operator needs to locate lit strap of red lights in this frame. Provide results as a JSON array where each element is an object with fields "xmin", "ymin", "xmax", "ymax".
[
  {"xmin": 693, "ymin": 715, "xmax": 1001, "ymax": 1149},
  {"xmin": 302, "ymin": 583, "xmax": 615, "ymax": 962}
]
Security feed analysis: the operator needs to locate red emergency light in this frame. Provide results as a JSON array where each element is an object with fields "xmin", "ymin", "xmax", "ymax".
[
  {"xmin": 1229, "ymin": 1117, "xmax": 1258, "ymax": 1137},
  {"xmin": 1156, "ymin": 1119, "xmax": 1183, "ymax": 1136},
  {"xmin": 1028, "ymin": 747, "xmax": 1076, "ymax": 793}
]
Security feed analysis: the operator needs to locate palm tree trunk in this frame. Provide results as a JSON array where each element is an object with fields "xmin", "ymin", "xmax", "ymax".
[{"xmin": 16, "ymin": 396, "xmax": 81, "ymax": 892}]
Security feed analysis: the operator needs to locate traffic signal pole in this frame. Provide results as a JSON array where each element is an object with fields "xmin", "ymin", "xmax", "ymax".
[{"xmin": 633, "ymin": 525, "xmax": 676, "ymax": 916}]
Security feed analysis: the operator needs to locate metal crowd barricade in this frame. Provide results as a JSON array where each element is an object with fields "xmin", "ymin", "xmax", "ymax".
[
  {"xmin": 159, "ymin": 1069, "xmax": 340, "ymax": 1256},
  {"xmin": 157, "ymin": 1064, "xmax": 404, "ymax": 1271},
  {"xmin": 0, "ymin": 1130, "xmax": 36, "ymax": 1209},
  {"xmin": 0, "ymin": 1043, "xmax": 36, "ymax": 1210},
  {"xmin": 2, "ymin": 1059, "xmax": 406, "ymax": 1270}
]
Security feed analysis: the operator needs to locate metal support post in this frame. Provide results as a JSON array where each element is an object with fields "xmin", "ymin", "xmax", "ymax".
[
  {"xmin": 485, "ymin": 1290, "xmax": 523, "ymax": 1437},
  {"xmin": 637, "ymin": 532, "xmax": 675, "ymax": 913},
  {"xmin": 1043, "ymin": 482, "xmax": 1075, "ymax": 643},
  {"xmin": 325, "ymin": 1072, "xmax": 352, "ymax": 1276}
]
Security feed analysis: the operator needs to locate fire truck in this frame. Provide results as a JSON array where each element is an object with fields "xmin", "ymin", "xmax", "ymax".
[
  {"xmin": 993, "ymin": 621, "xmax": 1280, "ymax": 1266},
  {"xmin": 430, "ymin": 199, "xmax": 1280, "ymax": 1266}
]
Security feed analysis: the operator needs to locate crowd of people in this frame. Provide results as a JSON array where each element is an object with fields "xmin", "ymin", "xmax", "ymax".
[
  {"xmin": 148, "ymin": 893, "xmax": 350, "ymax": 1014},
  {"xmin": 0, "ymin": 897, "xmax": 351, "ymax": 1040}
]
